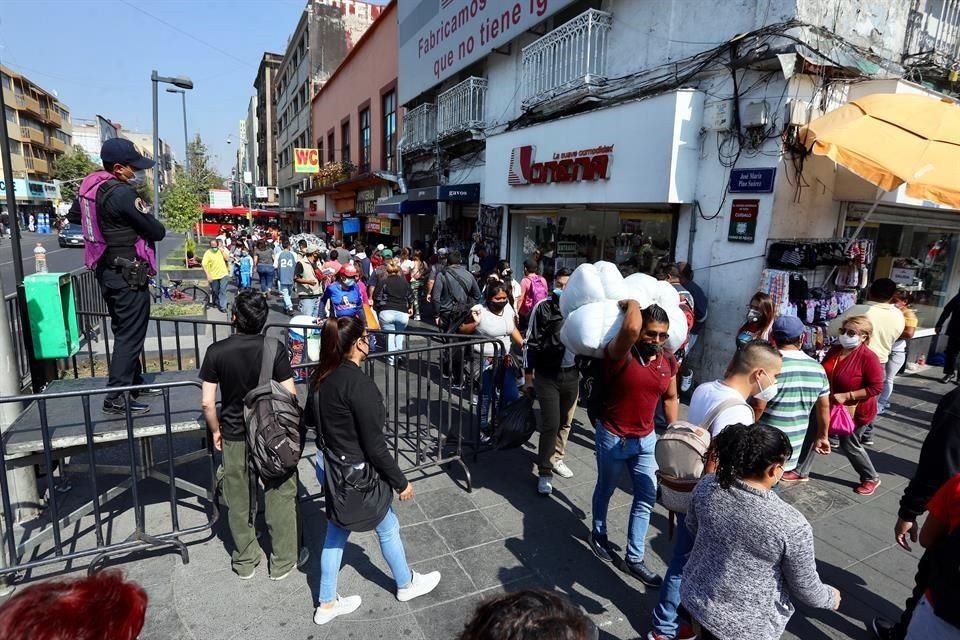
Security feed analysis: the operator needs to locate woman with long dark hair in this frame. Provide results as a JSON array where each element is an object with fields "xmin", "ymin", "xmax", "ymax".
[
  {"xmin": 306, "ymin": 316, "xmax": 441, "ymax": 626},
  {"xmin": 735, "ymin": 292, "xmax": 775, "ymax": 349},
  {"xmin": 458, "ymin": 282, "xmax": 525, "ymax": 437},
  {"xmin": 409, "ymin": 249, "xmax": 429, "ymax": 321},
  {"xmin": 680, "ymin": 423, "xmax": 840, "ymax": 640}
]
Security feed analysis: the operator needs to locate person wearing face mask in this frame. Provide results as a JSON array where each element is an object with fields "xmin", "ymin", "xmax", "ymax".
[
  {"xmin": 680, "ymin": 424, "xmax": 841, "ymax": 640},
  {"xmin": 811, "ymin": 315, "xmax": 884, "ymax": 496},
  {"xmin": 67, "ymin": 138, "xmax": 166, "ymax": 415},
  {"xmin": 735, "ymin": 292, "xmax": 775, "ymax": 350},
  {"xmin": 304, "ymin": 316, "xmax": 441, "ymax": 625},
  {"xmin": 322, "ymin": 264, "xmax": 365, "ymax": 320},
  {"xmin": 588, "ymin": 302, "xmax": 679, "ymax": 589},
  {"xmin": 522, "ymin": 268, "xmax": 576, "ymax": 495},
  {"xmin": 458, "ymin": 283, "xmax": 525, "ymax": 437},
  {"xmin": 648, "ymin": 340, "xmax": 780, "ymax": 640}
]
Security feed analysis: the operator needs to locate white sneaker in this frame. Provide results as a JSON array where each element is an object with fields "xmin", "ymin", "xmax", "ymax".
[
  {"xmin": 397, "ymin": 570, "xmax": 441, "ymax": 602},
  {"xmin": 553, "ymin": 460, "xmax": 574, "ymax": 479},
  {"xmin": 314, "ymin": 595, "xmax": 362, "ymax": 625},
  {"xmin": 680, "ymin": 372, "xmax": 694, "ymax": 393},
  {"xmin": 538, "ymin": 476, "xmax": 553, "ymax": 495}
]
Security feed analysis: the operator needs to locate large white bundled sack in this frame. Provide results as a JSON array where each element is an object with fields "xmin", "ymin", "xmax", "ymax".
[
  {"xmin": 560, "ymin": 262, "xmax": 606, "ymax": 318},
  {"xmin": 653, "ymin": 280, "xmax": 682, "ymax": 309},
  {"xmin": 664, "ymin": 304, "xmax": 690, "ymax": 354},
  {"xmin": 594, "ymin": 261, "xmax": 629, "ymax": 302},
  {"xmin": 560, "ymin": 300, "xmax": 623, "ymax": 357},
  {"xmin": 623, "ymin": 273, "xmax": 658, "ymax": 308}
]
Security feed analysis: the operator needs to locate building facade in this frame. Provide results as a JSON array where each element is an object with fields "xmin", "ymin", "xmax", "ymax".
[
  {"xmin": 398, "ymin": 0, "xmax": 960, "ymax": 380},
  {"xmin": 302, "ymin": 0, "xmax": 402, "ymax": 239},
  {"xmin": 274, "ymin": 0, "xmax": 383, "ymax": 213},
  {"xmin": 254, "ymin": 52, "xmax": 283, "ymax": 206},
  {"xmin": 1, "ymin": 65, "xmax": 71, "ymax": 215}
]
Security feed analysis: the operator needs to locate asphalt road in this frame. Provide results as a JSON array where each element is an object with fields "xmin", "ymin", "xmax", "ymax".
[{"xmin": 0, "ymin": 227, "xmax": 186, "ymax": 296}]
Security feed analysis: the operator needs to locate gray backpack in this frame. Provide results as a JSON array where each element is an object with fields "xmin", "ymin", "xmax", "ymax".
[{"xmin": 243, "ymin": 338, "xmax": 304, "ymax": 481}]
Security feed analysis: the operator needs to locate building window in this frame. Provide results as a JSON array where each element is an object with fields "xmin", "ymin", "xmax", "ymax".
[
  {"xmin": 341, "ymin": 121, "xmax": 350, "ymax": 163},
  {"xmin": 327, "ymin": 132, "xmax": 335, "ymax": 163},
  {"xmin": 9, "ymin": 140, "xmax": 21, "ymax": 156},
  {"xmin": 317, "ymin": 139, "xmax": 324, "ymax": 166},
  {"xmin": 382, "ymin": 91, "xmax": 396, "ymax": 173},
  {"xmin": 359, "ymin": 108, "xmax": 371, "ymax": 172},
  {"xmin": 1, "ymin": 74, "xmax": 10, "ymax": 90}
]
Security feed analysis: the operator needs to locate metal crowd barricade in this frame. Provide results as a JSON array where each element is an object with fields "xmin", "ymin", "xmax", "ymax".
[
  {"xmin": 267, "ymin": 321, "xmax": 508, "ymax": 494},
  {"xmin": 0, "ymin": 379, "xmax": 219, "ymax": 580}
]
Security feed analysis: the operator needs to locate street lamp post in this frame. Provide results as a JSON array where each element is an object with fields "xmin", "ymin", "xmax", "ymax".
[
  {"xmin": 165, "ymin": 88, "xmax": 190, "ymax": 172},
  {"xmin": 151, "ymin": 71, "xmax": 193, "ymax": 215}
]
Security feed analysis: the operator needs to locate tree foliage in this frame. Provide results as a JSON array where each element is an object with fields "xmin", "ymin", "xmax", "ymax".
[
  {"xmin": 185, "ymin": 134, "xmax": 225, "ymax": 201},
  {"xmin": 161, "ymin": 168, "xmax": 203, "ymax": 235},
  {"xmin": 52, "ymin": 145, "xmax": 97, "ymax": 203}
]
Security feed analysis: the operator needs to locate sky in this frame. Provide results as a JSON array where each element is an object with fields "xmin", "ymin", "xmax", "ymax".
[{"xmin": 0, "ymin": 0, "xmax": 384, "ymax": 178}]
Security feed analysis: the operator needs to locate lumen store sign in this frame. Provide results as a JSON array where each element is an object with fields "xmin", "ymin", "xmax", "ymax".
[
  {"xmin": 508, "ymin": 145, "xmax": 613, "ymax": 186},
  {"xmin": 398, "ymin": 0, "xmax": 576, "ymax": 104}
]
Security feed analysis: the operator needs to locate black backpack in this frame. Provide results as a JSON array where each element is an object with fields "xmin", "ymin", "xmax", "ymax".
[
  {"xmin": 929, "ymin": 524, "xmax": 960, "ymax": 627},
  {"xmin": 243, "ymin": 338, "xmax": 305, "ymax": 481},
  {"xmin": 576, "ymin": 350, "xmax": 632, "ymax": 425}
]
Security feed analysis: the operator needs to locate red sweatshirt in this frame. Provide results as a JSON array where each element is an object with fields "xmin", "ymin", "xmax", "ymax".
[{"xmin": 822, "ymin": 344, "xmax": 884, "ymax": 428}]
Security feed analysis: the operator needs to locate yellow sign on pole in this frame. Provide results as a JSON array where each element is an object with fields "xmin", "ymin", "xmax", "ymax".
[{"xmin": 293, "ymin": 148, "xmax": 320, "ymax": 174}]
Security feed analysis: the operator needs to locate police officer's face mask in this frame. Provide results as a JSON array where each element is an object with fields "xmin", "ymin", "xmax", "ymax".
[{"xmin": 127, "ymin": 169, "xmax": 147, "ymax": 187}]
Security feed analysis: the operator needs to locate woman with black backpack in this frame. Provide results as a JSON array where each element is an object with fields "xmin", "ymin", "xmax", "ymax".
[{"xmin": 306, "ymin": 316, "xmax": 441, "ymax": 626}]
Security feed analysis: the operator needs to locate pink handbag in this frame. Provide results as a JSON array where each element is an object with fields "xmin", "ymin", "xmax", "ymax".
[{"xmin": 828, "ymin": 403, "xmax": 856, "ymax": 437}]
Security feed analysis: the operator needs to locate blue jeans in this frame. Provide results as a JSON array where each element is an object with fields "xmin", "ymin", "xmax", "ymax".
[
  {"xmin": 591, "ymin": 422, "xmax": 658, "ymax": 564},
  {"xmin": 317, "ymin": 507, "xmax": 412, "ymax": 604},
  {"xmin": 651, "ymin": 513, "xmax": 695, "ymax": 637},
  {"xmin": 215, "ymin": 275, "xmax": 230, "ymax": 311},
  {"xmin": 299, "ymin": 296, "xmax": 320, "ymax": 318},
  {"xmin": 878, "ymin": 349, "xmax": 906, "ymax": 413},
  {"xmin": 479, "ymin": 361, "xmax": 520, "ymax": 430},
  {"xmin": 378, "ymin": 310, "xmax": 409, "ymax": 362},
  {"xmin": 278, "ymin": 283, "xmax": 293, "ymax": 311},
  {"xmin": 257, "ymin": 266, "xmax": 274, "ymax": 292}
]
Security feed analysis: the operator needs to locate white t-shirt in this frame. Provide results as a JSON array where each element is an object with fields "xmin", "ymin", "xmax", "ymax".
[
  {"xmin": 471, "ymin": 303, "xmax": 517, "ymax": 356},
  {"xmin": 687, "ymin": 381, "xmax": 754, "ymax": 437}
]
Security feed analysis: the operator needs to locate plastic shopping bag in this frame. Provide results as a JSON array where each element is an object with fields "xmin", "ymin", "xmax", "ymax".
[{"xmin": 828, "ymin": 403, "xmax": 856, "ymax": 437}]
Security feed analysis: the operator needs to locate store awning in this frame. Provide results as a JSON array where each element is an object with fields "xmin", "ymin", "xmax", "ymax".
[
  {"xmin": 407, "ymin": 183, "xmax": 480, "ymax": 202},
  {"xmin": 799, "ymin": 92, "xmax": 960, "ymax": 209},
  {"xmin": 374, "ymin": 195, "xmax": 437, "ymax": 215}
]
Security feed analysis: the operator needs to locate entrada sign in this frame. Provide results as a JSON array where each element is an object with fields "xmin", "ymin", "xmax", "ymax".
[{"xmin": 508, "ymin": 144, "xmax": 613, "ymax": 186}]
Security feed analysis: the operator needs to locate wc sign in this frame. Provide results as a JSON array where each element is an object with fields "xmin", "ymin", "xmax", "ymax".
[{"xmin": 294, "ymin": 148, "xmax": 320, "ymax": 174}]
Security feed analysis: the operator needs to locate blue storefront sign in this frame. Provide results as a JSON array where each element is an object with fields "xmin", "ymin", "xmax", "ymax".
[{"xmin": 729, "ymin": 168, "xmax": 776, "ymax": 193}]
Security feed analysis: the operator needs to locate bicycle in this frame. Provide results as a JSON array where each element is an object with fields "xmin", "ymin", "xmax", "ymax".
[{"xmin": 149, "ymin": 276, "xmax": 210, "ymax": 306}]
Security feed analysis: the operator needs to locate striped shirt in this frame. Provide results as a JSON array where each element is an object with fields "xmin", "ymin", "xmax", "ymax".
[{"xmin": 759, "ymin": 350, "xmax": 829, "ymax": 471}]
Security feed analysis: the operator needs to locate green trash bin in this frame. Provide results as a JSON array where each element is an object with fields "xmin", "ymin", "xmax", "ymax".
[{"xmin": 24, "ymin": 272, "xmax": 80, "ymax": 359}]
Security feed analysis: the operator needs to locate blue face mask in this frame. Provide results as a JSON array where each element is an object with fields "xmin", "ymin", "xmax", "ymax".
[
  {"xmin": 552, "ymin": 287, "xmax": 563, "ymax": 298},
  {"xmin": 342, "ymin": 278, "xmax": 356, "ymax": 288}
]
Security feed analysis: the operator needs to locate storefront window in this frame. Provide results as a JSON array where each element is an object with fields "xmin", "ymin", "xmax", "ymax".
[
  {"xmin": 515, "ymin": 210, "xmax": 675, "ymax": 278},
  {"xmin": 849, "ymin": 221, "xmax": 960, "ymax": 328}
]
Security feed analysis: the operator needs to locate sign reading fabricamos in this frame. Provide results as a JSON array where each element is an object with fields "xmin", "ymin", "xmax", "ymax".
[
  {"xmin": 293, "ymin": 148, "xmax": 320, "ymax": 174},
  {"xmin": 508, "ymin": 145, "xmax": 613, "ymax": 186},
  {"xmin": 398, "ymin": 0, "xmax": 576, "ymax": 104}
]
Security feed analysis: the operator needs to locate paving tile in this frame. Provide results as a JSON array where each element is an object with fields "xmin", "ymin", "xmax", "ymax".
[
  {"xmin": 454, "ymin": 538, "xmax": 534, "ymax": 590},
  {"xmin": 405, "ymin": 553, "xmax": 476, "ymax": 611},
  {"xmin": 414, "ymin": 485, "xmax": 477, "ymax": 520},
  {"xmin": 432, "ymin": 510, "xmax": 502, "ymax": 553},
  {"xmin": 813, "ymin": 517, "xmax": 891, "ymax": 562},
  {"xmin": 397, "ymin": 521, "xmax": 449, "ymax": 564},
  {"xmin": 413, "ymin": 590, "xmax": 488, "ymax": 640}
]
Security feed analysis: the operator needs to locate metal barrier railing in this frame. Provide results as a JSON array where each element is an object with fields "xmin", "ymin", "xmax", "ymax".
[
  {"xmin": 4, "ymin": 293, "xmax": 31, "ymax": 390},
  {"xmin": 0, "ymin": 380, "xmax": 220, "ymax": 579}
]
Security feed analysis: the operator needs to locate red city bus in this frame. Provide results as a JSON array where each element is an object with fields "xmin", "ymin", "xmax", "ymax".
[{"xmin": 198, "ymin": 207, "xmax": 282, "ymax": 236}]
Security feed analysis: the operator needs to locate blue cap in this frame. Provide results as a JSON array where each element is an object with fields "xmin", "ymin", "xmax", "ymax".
[
  {"xmin": 772, "ymin": 315, "xmax": 805, "ymax": 342},
  {"xmin": 101, "ymin": 138, "xmax": 155, "ymax": 170}
]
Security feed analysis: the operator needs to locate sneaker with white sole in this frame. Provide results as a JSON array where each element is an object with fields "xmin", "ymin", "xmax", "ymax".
[
  {"xmin": 397, "ymin": 570, "xmax": 441, "ymax": 602},
  {"xmin": 538, "ymin": 476, "xmax": 553, "ymax": 495},
  {"xmin": 553, "ymin": 460, "xmax": 574, "ymax": 479},
  {"xmin": 314, "ymin": 595, "xmax": 362, "ymax": 625},
  {"xmin": 270, "ymin": 548, "xmax": 311, "ymax": 581}
]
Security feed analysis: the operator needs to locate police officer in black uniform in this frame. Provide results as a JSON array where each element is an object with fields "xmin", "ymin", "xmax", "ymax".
[{"xmin": 69, "ymin": 138, "xmax": 166, "ymax": 414}]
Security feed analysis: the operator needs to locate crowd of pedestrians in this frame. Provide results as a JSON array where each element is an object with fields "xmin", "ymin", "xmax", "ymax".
[{"xmin": 3, "ymin": 245, "xmax": 959, "ymax": 640}]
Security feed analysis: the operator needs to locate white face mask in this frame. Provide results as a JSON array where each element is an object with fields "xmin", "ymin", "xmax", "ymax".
[
  {"xmin": 838, "ymin": 333, "xmax": 862, "ymax": 349},
  {"xmin": 754, "ymin": 370, "xmax": 779, "ymax": 402}
]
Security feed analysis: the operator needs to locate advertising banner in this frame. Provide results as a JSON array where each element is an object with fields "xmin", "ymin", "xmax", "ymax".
[{"xmin": 293, "ymin": 148, "xmax": 320, "ymax": 174}]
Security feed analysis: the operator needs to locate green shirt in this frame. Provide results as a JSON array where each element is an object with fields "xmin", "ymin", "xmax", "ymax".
[{"xmin": 758, "ymin": 349, "xmax": 829, "ymax": 471}]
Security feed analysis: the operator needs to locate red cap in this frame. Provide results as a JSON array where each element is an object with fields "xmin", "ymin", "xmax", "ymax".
[{"xmin": 340, "ymin": 264, "xmax": 359, "ymax": 278}]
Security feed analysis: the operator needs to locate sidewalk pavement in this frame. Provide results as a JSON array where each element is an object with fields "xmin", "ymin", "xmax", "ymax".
[{"xmin": 4, "ymin": 365, "xmax": 944, "ymax": 640}]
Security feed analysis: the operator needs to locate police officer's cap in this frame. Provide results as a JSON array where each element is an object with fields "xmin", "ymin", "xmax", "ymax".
[{"xmin": 101, "ymin": 138, "xmax": 155, "ymax": 170}]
